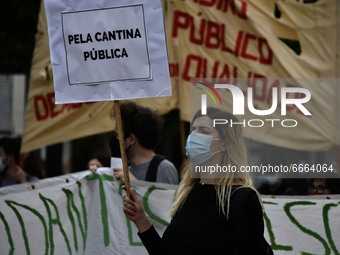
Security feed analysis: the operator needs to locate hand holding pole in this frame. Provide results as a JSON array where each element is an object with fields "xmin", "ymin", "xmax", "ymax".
[{"xmin": 114, "ymin": 100, "xmax": 131, "ymax": 198}]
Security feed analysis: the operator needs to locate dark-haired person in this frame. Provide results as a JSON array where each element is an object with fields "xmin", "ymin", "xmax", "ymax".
[
  {"xmin": 88, "ymin": 154, "xmax": 111, "ymax": 173},
  {"xmin": 122, "ymin": 108, "xmax": 273, "ymax": 255},
  {"xmin": 309, "ymin": 177, "xmax": 340, "ymax": 195},
  {"xmin": 104, "ymin": 101, "xmax": 178, "ymax": 185},
  {"xmin": 0, "ymin": 137, "xmax": 39, "ymax": 188}
]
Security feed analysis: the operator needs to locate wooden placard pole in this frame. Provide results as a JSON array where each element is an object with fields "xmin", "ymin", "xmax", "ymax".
[
  {"xmin": 336, "ymin": 146, "xmax": 340, "ymax": 174},
  {"xmin": 114, "ymin": 100, "xmax": 131, "ymax": 198}
]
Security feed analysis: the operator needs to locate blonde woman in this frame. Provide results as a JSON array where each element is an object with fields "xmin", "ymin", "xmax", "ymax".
[{"xmin": 123, "ymin": 108, "xmax": 273, "ymax": 255}]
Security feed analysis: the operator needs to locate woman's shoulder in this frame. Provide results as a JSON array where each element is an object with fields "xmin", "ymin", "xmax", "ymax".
[
  {"xmin": 231, "ymin": 186, "xmax": 260, "ymax": 202},
  {"xmin": 229, "ymin": 186, "xmax": 263, "ymax": 219},
  {"xmin": 232, "ymin": 185, "xmax": 256, "ymax": 193}
]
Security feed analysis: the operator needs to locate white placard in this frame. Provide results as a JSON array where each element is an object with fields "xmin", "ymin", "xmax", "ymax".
[
  {"xmin": 44, "ymin": 0, "xmax": 171, "ymax": 104},
  {"xmin": 110, "ymin": 157, "xmax": 123, "ymax": 169},
  {"xmin": 62, "ymin": 5, "xmax": 150, "ymax": 84}
]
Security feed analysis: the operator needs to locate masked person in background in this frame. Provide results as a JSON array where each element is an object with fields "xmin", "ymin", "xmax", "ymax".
[
  {"xmin": 0, "ymin": 137, "xmax": 39, "ymax": 187},
  {"xmin": 122, "ymin": 108, "xmax": 273, "ymax": 255},
  {"xmin": 93, "ymin": 101, "xmax": 179, "ymax": 185}
]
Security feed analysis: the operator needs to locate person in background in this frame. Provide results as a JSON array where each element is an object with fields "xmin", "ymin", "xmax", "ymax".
[
  {"xmin": 23, "ymin": 150, "xmax": 46, "ymax": 180},
  {"xmin": 122, "ymin": 108, "xmax": 273, "ymax": 255},
  {"xmin": 0, "ymin": 137, "xmax": 39, "ymax": 188},
  {"xmin": 88, "ymin": 154, "xmax": 111, "ymax": 173},
  {"xmin": 309, "ymin": 177, "xmax": 340, "ymax": 195},
  {"xmin": 100, "ymin": 101, "xmax": 179, "ymax": 185}
]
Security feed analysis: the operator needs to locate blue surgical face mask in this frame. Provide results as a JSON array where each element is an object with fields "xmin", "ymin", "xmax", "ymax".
[
  {"xmin": 185, "ymin": 132, "xmax": 222, "ymax": 165},
  {"xmin": 0, "ymin": 157, "xmax": 6, "ymax": 173}
]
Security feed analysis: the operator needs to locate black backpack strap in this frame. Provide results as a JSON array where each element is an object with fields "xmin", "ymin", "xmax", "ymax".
[
  {"xmin": 145, "ymin": 154, "xmax": 166, "ymax": 182},
  {"xmin": 230, "ymin": 188, "xmax": 274, "ymax": 255}
]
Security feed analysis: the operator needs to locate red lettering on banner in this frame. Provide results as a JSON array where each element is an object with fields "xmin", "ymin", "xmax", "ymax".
[
  {"xmin": 33, "ymin": 92, "xmax": 87, "ymax": 121},
  {"xmin": 241, "ymin": 33, "xmax": 257, "ymax": 61},
  {"xmin": 61, "ymin": 102, "xmax": 83, "ymax": 112},
  {"xmin": 212, "ymin": 61, "xmax": 228, "ymax": 77},
  {"xmin": 47, "ymin": 92, "xmax": 62, "ymax": 118},
  {"xmin": 194, "ymin": 0, "xmax": 247, "ymax": 19},
  {"xmin": 258, "ymin": 38, "xmax": 273, "ymax": 64},
  {"xmin": 191, "ymin": 17, "xmax": 205, "ymax": 44},
  {"xmin": 169, "ymin": 63, "xmax": 179, "ymax": 77},
  {"xmin": 196, "ymin": 0, "xmax": 215, "ymax": 7},
  {"xmin": 172, "ymin": 11, "xmax": 190, "ymax": 38},
  {"xmin": 221, "ymin": 24, "xmax": 236, "ymax": 54},
  {"xmin": 172, "ymin": 11, "xmax": 273, "ymax": 65},
  {"xmin": 238, "ymin": 0, "xmax": 247, "ymax": 19},
  {"xmin": 202, "ymin": 58, "xmax": 207, "ymax": 77},
  {"xmin": 234, "ymin": 30, "xmax": 243, "ymax": 57},
  {"xmin": 206, "ymin": 21, "xmax": 219, "ymax": 48},
  {"xmin": 183, "ymin": 54, "xmax": 239, "ymax": 81},
  {"xmin": 182, "ymin": 55, "xmax": 306, "ymax": 116},
  {"xmin": 34, "ymin": 95, "xmax": 49, "ymax": 121},
  {"xmin": 233, "ymin": 64, "xmax": 238, "ymax": 79},
  {"xmin": 183, "ymin": 54, "xmax": 202, "ymax": 81}
]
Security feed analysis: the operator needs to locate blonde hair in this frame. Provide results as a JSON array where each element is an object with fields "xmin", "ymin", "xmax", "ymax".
[{"xmin": 170, "ymin": 108, "xmax": 254, "ymax": 219}]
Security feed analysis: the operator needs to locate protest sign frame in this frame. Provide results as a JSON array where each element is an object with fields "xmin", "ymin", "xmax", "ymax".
[{"xmin": 44, "ymin": 0, "xmax": 172, "ymax": 104}]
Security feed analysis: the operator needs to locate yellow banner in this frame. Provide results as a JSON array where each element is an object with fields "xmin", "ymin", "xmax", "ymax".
[
  {"xmin": 167, "ymin": 0, "xmax": 340, "ymax": 150},
  {"xmin": 22, "ymin": 0, "xmax": 339, "ymax": 152}
]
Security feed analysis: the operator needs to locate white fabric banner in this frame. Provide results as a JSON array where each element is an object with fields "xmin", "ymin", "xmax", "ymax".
[
  {"xmin": 0, "ymin": 168, "xmax": 339, "ymax": 255},
  {"xmin": 44, "ymin": 0, "xmax": 172, "ymax": 104}
]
